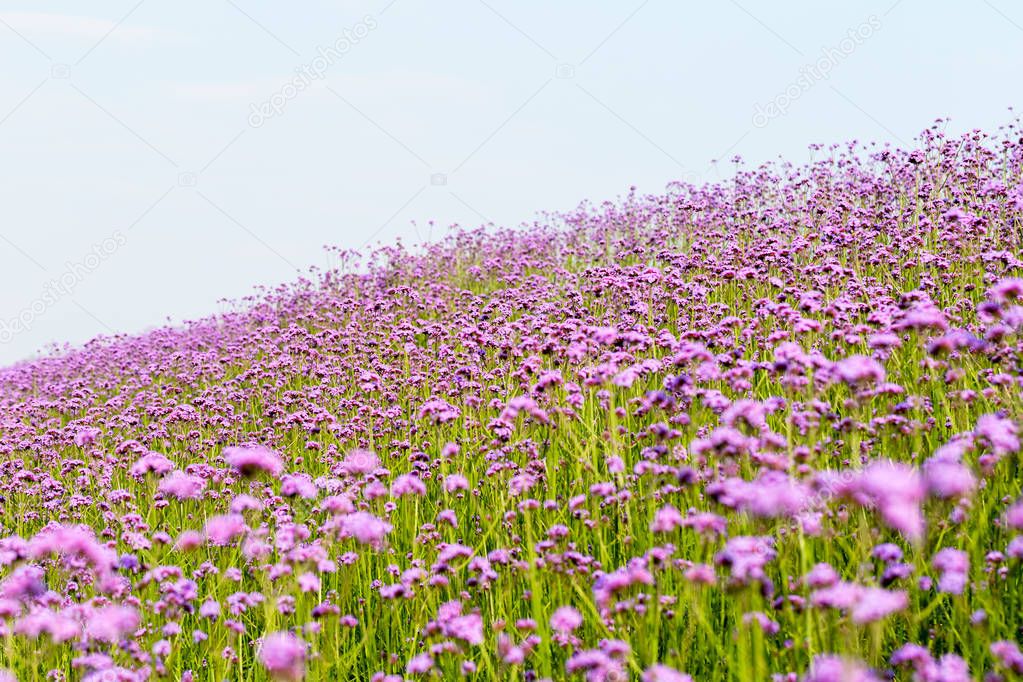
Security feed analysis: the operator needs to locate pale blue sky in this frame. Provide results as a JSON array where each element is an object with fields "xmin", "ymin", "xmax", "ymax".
[{"xmin": 0, "ymin": 0, "xmax": 1020, "ymax": 364}]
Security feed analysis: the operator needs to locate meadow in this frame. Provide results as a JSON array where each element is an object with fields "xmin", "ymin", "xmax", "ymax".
[{"xmin": 0, "ymin": 120, "xmax": 1022, "ymax": 680}]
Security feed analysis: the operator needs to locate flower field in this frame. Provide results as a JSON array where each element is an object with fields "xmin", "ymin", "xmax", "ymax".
[{"xmin": 1, "ymin": 121, "xmax": 1023, "ymax": 681}]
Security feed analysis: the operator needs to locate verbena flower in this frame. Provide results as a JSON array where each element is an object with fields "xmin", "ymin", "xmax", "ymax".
[
  {"xmin": 224, "ymin": 445, "xmax": 284, "ymax": 478},
  {"xmin": 258, "ymin": 631, "xmax": 306, "ymax": 681}
]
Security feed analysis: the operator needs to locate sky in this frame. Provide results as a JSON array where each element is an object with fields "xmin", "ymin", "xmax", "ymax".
[{"xmin": 0, "ymin": 0, "xmax": 1020, "ymax": 364}]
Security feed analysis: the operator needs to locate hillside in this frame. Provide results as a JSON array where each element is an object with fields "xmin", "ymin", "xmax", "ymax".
[{"xmin": 1, "ymin": 122, "xmax": 1022, "ymax": 681}]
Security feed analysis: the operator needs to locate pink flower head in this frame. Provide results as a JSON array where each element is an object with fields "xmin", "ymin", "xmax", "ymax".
[
  {"xmin": 73, "ymin": 427, "xmax": 101, "ymax": 447},
  {"xmin": 850, "ymin": 587, "xmax": 908, "ymax": 624},
  {"xmin": 803, "ymin": 655, "xmax": 881, "ymax": 682},
  {"xmin": 991, "ymin": 641, "xmax": 1023, "ymax": 674},
  {"xmin": 922, "ymin": 457, "xmax": 975, "ymax": 499},
  {"xmin": 714, "ymin": 536, "xmax": 775, "ymax": 584},
  {"xmin": 834, "ymin": 355, "xmax": 886, "ymax": 387},
  {"xmin": 989, "ymin": 277, "xmax": 1023, "ymax": 304},
  {"xmin": 418, "ymin": 398, "xmax": 461, "ymax": 424},
  {"xmin": 281, "ymin": 473, "xmax": 318, "ymax": 499},
  {"xmin": 707, "ymin": 472, "xmax": 809, "ymax": 519},
  {"xmin": 682, "ymin": 512, "xmax": 728, "ymax": 537},
  {"xmin": 0, "ymin": 565, "xmax": 46, "ymax": 602},
  {"xmin": 29, "ymin": 525, "xmax": 117, "ymax": 574},
  {"xmin": 1007, "ymin": 499, "xmax": 1023, "ymax": 529},
  {"xmin": 297, "ymin": 573, "xmax": 320, "ymax": 593},
  {"xmin": 337, "ymin": 449, "xmax": 380, "ymax": 477},
  {"xmin": 258, "ymin": 631, "xmax": 306, "ymax": 681},
  {"xmin": 650, "ymin": 505, "xmax": 684, "ymax": 533},
  {"xmin": 932, "ymin": 548, "xmax": 969, "ymax": 595},
  {"xmin": 444, "ymin": 612, "xmax": 484, "ymax": 645},
  {"xmin": 85, "ymin": 605, "xmax": 140, "ymax": 643},
  {"xmin": 158, "ymin": 470, "xmax": 207, "ymax": 500},
  {"xmin": 443, "ymin": 473, "xmax": 469, "ymax": 493},
  {"xmin": 130, "ymin": 452, "xmax": 175, "ymax": 477},
  {"xmin": 176, "ymin": 530, "xmax": 203, "ymax": 551},
  {"xmin": 975, "ymin": 414, "xmax": 1019, "ymax": 455},
  {"xmin": 406, "ymin": 653, "xmax": 434, "ymax": 675},
  {"xmin": 391, "ymin": 473, "xmax": 427, "ymax": 497},
  {"xmin": 341, "ymin": 512, "xmax": 392, "ymax": 548},
  {"xmin": 15, "ymin": 609, "xmax": 81, "ymax": 642},
  {"xmin": 204, "ymin": 514, "xmax": 248, "ymax": 546},
  {"xmin": 642, "ymin": 664, "xmax": 693, "ymax": 682},
  {"xmin": 224, "ymin": 445, "xmax": 284, "ymax": 478},
  {"xmin": 851, "ymin": 461, "xmax": 926, "ymax": 542},
  {"xmin": 804, "ymin": 563, "xmax": 839, "ymax": 588},
  {"xmin": 550, "ymin": 605, "xmax": 583, "ymax": 634}
]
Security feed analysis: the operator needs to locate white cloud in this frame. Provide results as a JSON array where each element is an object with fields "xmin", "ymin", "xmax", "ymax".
[{"xmin": 0, "ymin": 11, "xmax": 160, "ymax": 44}]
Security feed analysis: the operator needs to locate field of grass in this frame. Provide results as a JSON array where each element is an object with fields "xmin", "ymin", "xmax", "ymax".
[{"xmin": 0, "ymin": 120, "xmax": 1022, "ymax": 681}]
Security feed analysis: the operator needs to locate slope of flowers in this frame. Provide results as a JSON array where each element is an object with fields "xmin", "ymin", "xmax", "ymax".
[{"xmin": 1, "ymin": 121, "xmax": 1023, "ymax": 681}]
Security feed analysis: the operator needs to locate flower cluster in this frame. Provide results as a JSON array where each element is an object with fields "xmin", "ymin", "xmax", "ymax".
[{"xmin": 0, "ymin": 121, "xmax": 1021, "ymax": 679}]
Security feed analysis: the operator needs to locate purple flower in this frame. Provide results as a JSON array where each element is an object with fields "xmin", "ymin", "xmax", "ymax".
[
  {"xmin": 975, "ymin": 414, "xmax": 1019, "ymax": 455},
  {"xmin": 15, "ymin": 610, "xmax": 81, "ymax": 643},
  {"xmin": 444, "ymin": 612, "xmax": 484, "ymax": 645},
  {"xmin": 804, "ymin": 563, "xmax": 839, "ymax": 588},
  {"xmin": 406, "ymin": 653, "xmax": 434, "ymax": 675},
  {"xmin": 849, "ymin": 461, "xmax": 926, "ymax": 542},
  {"xmin": 550, "ymin": 605, "xmax": 583, "ymax": 634},
  {"xmin": 642, "ymin": 664, "xmax": 693, "ymax": 682},
  {"xmin": 707, "ymin": 472, "xmax": 809, "ymax": 518},
  {"xmin": 890, "ymin": 643, "xmax": 931, "ymax": 667},
  {"xmin": 871, "ymin": 543, "xmax": 903, "ymax": 564},
  {"xmin": 341, "ymin": 512, "xmax": 392, "ymax": 548},
  {"xmin": 157, "ymin": 470, "xmax": 207, "ymax": 500},
  {"xmin": 391, "ymin": 473, "xmax": 427, "ymax": 497},
  {"xmin": 850, "ymin": 587, "xmax": 907, "ymax": 624},
  {"xmin": 224, "ymin": 445, "xmax": 284, "ymax": 477},
  {"xmin": 650, "ymin": 505, "xmax": 684, "ymax": 533},
  {"xmin": 297, "ymin": 573, "xmax": 320, "ymax": 593},
  {"xmin": 203, "ymin": 514, "xmax": 248, "ymax": 546},
  {"xmin": 73, "ymin": 427, "xmax": 101, "ymax": 447},
  {"xmin": 336, "ymin": 449, "xmax": 380, "ymax": 476},
  {"xmin": 682, "ymin": 512, "xmax": 728, "ymax": 537},
  {"xmin": 892, "ymin": 646, "xmax": 970, "ymax": 681},
  {"xmin": 932, "ymin": 548, "xmax": 969, "ymax": 595},
  {"xmin": 85, "ymin": 605, "xmax": 140, "ymax": 643},
  {"xmin": 922, "ymin": 457, "xmax": 975, "ymax": 499},
  {"xmin": 176, "ymin": 530, "xmax": 203, "ymax": 551},
  {"xmin": 992, "ymin": 640, "xmax": 1023, "ymax": 673},
  {"xmin": 715, "ymin": 536, "xmax": 775, "ymax": 584},
  {"xmin": 418, "ymin": 397, "xmax": 461, "ymax": 424},
  {"xmin": 258, "ymin": 631, "xmax": 306, "ymax": 681},
  {"xmin": 199, "ymin": 599, "xmax": 220, "ymax": 620},
  {"xmin": 444, "ymin": 473, "xmax": 470, "ymax": 492},
  {"xmin": 1006, "ymin": 499, "xmax": 1023, "ymax": 529},
  {"xmin": 28, "ymin": 525, "xmax": 117, "ymax": 573},
  {"xmin": 811, "ymin": 582, "xmax": 862, "ymax": 610},
  {"xmin": 281, "ymin": 473, "xmax": 318, "ymax": 499},
  {"xmin": 129, "ymin": 452, "xmax": 175, "ymax": 477},
  {"xmin": 742, "ymin": 611, "xmax": 780, "ymax": 634},
  {"xmin": 0, "ymin": 565, "xmax": 46, "ymax": 601},
  {"xmin": 989, "ymin": 277, "xmax": 1023, "ymax": 303},
  {"xmin": 803, "ymin": 655, "xmax": 881, "ymax": 682},
  {"xmin": 834, "ymin": 355, "xmax": 886, "ymax": 387}
]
